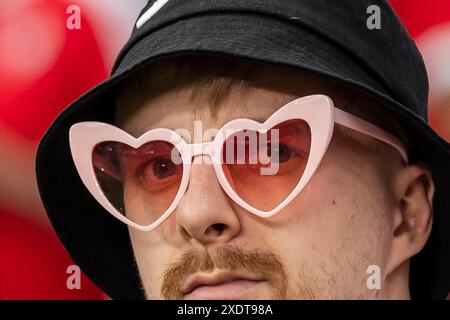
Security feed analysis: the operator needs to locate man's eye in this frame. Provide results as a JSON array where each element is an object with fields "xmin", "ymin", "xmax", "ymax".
[
  {"xmin": 148, "ymin": 157, "xmax": 176, "ymax": 179},
  {"xmin": 268, "ymin": 144, "xmax": 293, "ymax": 163},
  {"xmin": 135, "ymin": 157, "xmax": 182, "ymax": 192}
]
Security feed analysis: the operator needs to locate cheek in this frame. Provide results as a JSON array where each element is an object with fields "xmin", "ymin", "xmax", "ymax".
[
  {"xmin": 259, "ymin": 159, "xmax": 394, "ymax": 297},
  {"xmin": 122, "ymin": 179, "xmax": 182, "ymax": 226},
  {"xmin": 128, "ymin": 229, "xmax": 177, "ymax": 299}
]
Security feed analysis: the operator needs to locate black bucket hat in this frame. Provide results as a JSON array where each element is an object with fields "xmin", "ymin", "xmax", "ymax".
[{"xmin": 36, "ymin": 0, "xmax": 449, "ymax": 299}]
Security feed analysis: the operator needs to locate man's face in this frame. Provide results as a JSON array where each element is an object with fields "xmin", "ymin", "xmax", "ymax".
[{"xmin": 115, "ymin": 62, "xmax": 403, "ymax": 299}]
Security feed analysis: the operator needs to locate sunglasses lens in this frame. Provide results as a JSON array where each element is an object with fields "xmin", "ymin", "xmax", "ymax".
[
  {"xmin": 222, "ymin": 119, "xmax": 311, "ymax": 212},
  {"xmin": 92, "ymin": 141, "xmax": 183, "ymax": 226}
]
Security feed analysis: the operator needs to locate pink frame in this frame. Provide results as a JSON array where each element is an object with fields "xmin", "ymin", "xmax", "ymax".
[{"xmin": 70, "ymin": 95, "xmax": 408, "ymax": 231}]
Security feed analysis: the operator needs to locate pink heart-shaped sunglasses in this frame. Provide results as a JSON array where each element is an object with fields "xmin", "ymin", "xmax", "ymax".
[{"xmin": 70, "ymin": 95, "xmax": 408, "ymax": 231}]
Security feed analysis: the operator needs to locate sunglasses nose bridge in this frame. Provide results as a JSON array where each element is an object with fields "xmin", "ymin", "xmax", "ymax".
[{"xmin": 189, "ymin": 141, "xmax": 215, "ymax": 160}]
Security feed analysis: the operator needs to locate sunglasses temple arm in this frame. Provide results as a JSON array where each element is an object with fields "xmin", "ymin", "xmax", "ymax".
[{"xmin": 334, "ymin": 107, "xmax": 408, "ymax": 164}]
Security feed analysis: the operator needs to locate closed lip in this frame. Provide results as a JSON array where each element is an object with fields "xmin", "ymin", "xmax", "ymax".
[{"xmin": 182, "ymin": 270, "xmax": 266, "ymax": 295}]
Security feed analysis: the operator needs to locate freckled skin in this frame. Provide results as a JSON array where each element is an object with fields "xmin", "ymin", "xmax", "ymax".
[{"xmin": 115, "ymin": 61, "xmax": 433, "ymax": 300}]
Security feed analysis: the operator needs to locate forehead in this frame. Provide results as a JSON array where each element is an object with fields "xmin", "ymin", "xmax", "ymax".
[
  {"xmin": 114, "ymin": 57, "xmax": 348, "ymax": 136},
  {"xmin": 116, "ymin": 85, "xmax": 299, "ymax": 137}
]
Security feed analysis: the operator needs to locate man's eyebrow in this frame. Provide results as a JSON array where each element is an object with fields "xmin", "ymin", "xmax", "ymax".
[
  {"xmin": 236, "ymin": 103, "xmax": 283, "ymax": 123},
  {"xmin": 224, "ymin": 109, "xmax": 270, "ymax": 123},
  {"xmin": 251, "ymin": 115, "xmax": 271, "ymax": 123}
]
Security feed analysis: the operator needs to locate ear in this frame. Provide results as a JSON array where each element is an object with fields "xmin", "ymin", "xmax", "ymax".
[{"xmin": 385, "ymin": 163, "xmax": 435, "ymax": 274}]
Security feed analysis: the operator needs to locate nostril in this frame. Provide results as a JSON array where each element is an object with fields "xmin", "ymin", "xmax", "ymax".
[{"xmin": 205, "ymin": 223, "xmax": 227, "ymax": 236}]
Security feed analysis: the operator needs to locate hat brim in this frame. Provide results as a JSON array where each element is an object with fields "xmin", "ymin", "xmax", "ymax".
[{"xmin": 36, "ymin": 13, "xmax": 450, "ymax": 299}]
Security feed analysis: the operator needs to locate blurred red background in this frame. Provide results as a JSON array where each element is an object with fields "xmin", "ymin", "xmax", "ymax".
[{"xmin": 0, "ymin": 0, "xmax": 448, "ymax": 299}]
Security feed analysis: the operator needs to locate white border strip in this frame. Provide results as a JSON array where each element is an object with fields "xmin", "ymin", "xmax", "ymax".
[{"xmin": 136, "ymin": 0, "xmax": 171, "ymax": 29}]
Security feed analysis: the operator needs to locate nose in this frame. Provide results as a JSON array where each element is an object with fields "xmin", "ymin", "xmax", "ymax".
[{"xmin": 176, "ymin": 156, "xmax": 241, "ymax": 246}]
